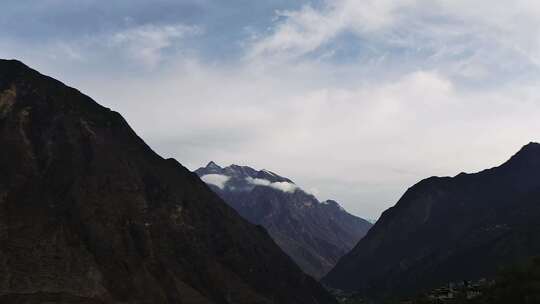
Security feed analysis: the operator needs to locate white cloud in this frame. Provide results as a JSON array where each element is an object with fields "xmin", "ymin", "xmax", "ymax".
[
  {"xmin": 23, "ymin": 23, "xmax": 202, "ymax": 69},
  {"xmin": 249, "ymin": 0, "xmax": 540, "ymax": 76},
  {"xmin": 66, "ymin": 55, "xmax": 540, "ymax": 218},
  {"xmin": 249, "ymin": 0, "xmax": 413, "ymax": 59},
  {"xmin": 246, "ymin": 177, "xmax": 299, "ymax": 193},
  {"xmin": 6, "ymin": 1, "xmax": 540, "ymax": 219},
  {"xmin": 201, "ymin": 174, "xmax": 231, "ymax": 190},
  {"xmin": 107, "ymin": 23, "xmax": 201, "ymax": 67},
  {"xmin": 270, "ymin": 181, "xmax": 299, "ymax": 193},
  {"xmin": 246, "ymin": 177, "xmax": 272, "ymax": 186}
]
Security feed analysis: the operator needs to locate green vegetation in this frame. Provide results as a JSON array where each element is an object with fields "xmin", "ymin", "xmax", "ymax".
[
  {"xmin": 334, "ymin": 256, "xmax": 540, "ymax": 304},
  {"xmin": 470, "ymin": 256, "xmax": 540, "ymax": 304}
]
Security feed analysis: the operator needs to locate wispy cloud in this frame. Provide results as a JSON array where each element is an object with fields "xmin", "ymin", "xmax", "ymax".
[
  {"xmin": 3, "ymin": 1, "xmax": 540, "ymax": 218},
  {"xmin": 201, "ymin": 174, "xmax": 230, "ymax": 190},
  {"xmin": 11, "ymin": 22, "xmax": 202, "ymax": 69},
  {"xmin": 107, "ymin": 23, "xmax": 202, "ymax": 67},
  {"xmin": 249, "ymin": 0, "xmax": 412, "ymax": 59},
  {"xmin": 246, "ymin": 177, "xmax": 299, "ymax": 193},
  {"xmin": 248, "ymin": 0, "xmax": 540, "ymax": 82}
]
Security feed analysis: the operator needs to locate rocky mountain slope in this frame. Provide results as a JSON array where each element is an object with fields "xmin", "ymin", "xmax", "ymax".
[
  {"xmin": 0, "ymin": 59, "xmax": 337, "ymax": 304},
  {"xmin": 324, "ymin": 143, "xmax": 540, "ymax": 298},
  {"xmin": 195, "ymin": 162, "xmax": 372, "ymax": 278}
]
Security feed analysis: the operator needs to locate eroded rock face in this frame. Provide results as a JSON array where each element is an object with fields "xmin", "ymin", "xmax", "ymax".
[
  {"xmin": 195, "ymin": 163, "xmax": 372, "ymax": 279},
  {"xmin": 324, "ymin": 142, "xmax": 540, "ymax": 298},
  {"xmin": 0, "ymin": 59, "xmax": 337, "ymax": 304}
]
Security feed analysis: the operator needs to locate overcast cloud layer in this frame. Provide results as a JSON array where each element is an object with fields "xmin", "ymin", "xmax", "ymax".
[{"xmin": 2, "ymin": 0, "xmax": 540, "ymax": 218}]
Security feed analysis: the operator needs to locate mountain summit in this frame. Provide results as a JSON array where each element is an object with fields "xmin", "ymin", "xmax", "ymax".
[
  {"xmin": 324, "ymin": 142, "xmax": 540, "ymax": 297},
  {"xmin": 0, "ymin": 59, "xmax": 336, "ymax": 303},
  {"xmin": 195, "ymin": 162, "xmax": 372, "ymax": 278}
]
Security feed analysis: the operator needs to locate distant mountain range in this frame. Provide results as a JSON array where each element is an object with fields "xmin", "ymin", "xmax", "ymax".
[
  {"xmin": 4, "ymin": 59, "xmax": 539, "ymax": 303},
  {"xmin": 324, "ymin": 142, "xmax": 540, "ymax": 298},
  {"xmin": 0, "ymin": 59, "xmax": 336, "ymax": 304},
  {"xmin": 195, "ymin": 162, "xmax": 372, "ymax": 278}
]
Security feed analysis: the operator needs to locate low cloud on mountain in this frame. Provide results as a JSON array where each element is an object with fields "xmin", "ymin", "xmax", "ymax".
[
  {"xmin": 246, "ymin": 177, "xmax": 299, "ymax": 193},
  {"xmin": 2, "ymin": 0, "xmax": 539, "ymax": 217}
]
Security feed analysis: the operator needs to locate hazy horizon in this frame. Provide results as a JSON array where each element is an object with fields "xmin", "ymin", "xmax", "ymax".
[{"xmin": 2, "ymin": 0, "xmax": 540, "ymax": 218}]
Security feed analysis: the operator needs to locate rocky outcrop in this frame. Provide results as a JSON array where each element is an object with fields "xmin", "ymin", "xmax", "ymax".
[
  {"xmin": 324, "ymin": 143, "xmax": 540, "ymax": 298},
  {"xmin": 196, "ymin": 163, "xmax": 372, "ymax": 278},
  {"xmin": 0, "ymin": 59, "xmax": 337, "ymax": 304}
]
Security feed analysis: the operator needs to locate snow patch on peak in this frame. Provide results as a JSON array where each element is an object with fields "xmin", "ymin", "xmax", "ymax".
[{"xmin": 201, "ymin": 174, "xmax": 230, "ymax": 190}]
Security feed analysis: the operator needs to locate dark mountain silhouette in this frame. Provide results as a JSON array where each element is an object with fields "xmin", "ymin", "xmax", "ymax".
[
  {"xmin": 195, "ymin": 162, "xmax": 372, "ymax": 278},
  {"xmin": 0, "ymin": 59, "xmax": 337, "ymax": 304},
  {"xmin": 324, "ymin": 142, "xmax": 540, "ymax": 298}
]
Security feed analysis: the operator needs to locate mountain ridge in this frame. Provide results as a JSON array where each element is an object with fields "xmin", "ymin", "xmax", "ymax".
[
  {"xmin": 324, "ymin": 141, "xmax": 540, "ymax": 298},
  {"xmin": 0, "ymin": 59, "xmax": 336, "ymax": 304},
  {"xmin": 195, "ymin": 162, "xmax": 372, "ymax": 278}
]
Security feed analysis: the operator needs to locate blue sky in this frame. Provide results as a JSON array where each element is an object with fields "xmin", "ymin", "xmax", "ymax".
[{"xmin": 2, "ymin": 0, "xmax": 540, "ymax": 218}]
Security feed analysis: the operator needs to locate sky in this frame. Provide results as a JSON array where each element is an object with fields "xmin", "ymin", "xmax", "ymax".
[{"xmin": 2, "ymin": 0, "xmax": 540, "ymax": 218}]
